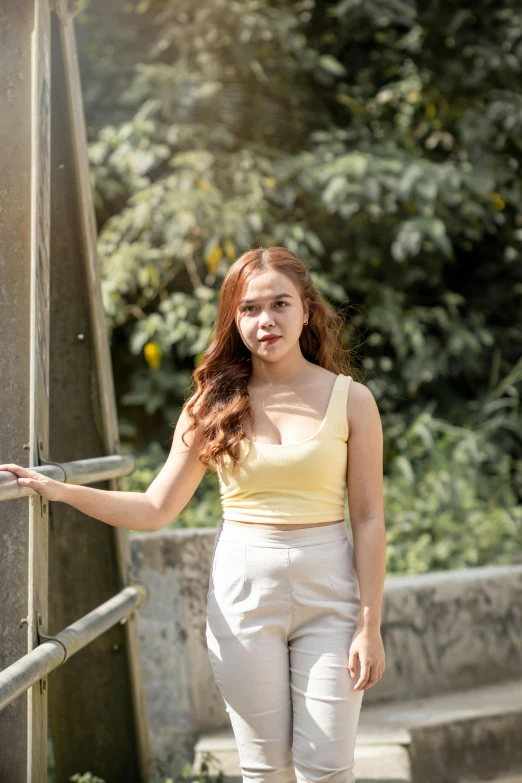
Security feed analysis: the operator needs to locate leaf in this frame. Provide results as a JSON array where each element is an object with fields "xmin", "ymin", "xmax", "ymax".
[{"xmin": 318, "ymin": 55, "xmax": 347, "ymax": 77}]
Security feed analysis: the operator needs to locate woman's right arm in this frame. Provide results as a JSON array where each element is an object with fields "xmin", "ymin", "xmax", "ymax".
[
  {"xmin": 0, "ymin": 405, "xmax": 207, "ymax": 532},
  {"xmin": 143, "ymin": 403, "xmax": 208, "ymax": 530}
]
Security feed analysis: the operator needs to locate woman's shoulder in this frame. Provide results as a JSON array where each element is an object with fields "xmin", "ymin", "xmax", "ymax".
[{"xmin": 345, "ymin": 377, "xmax": 381, "ymax": 433}]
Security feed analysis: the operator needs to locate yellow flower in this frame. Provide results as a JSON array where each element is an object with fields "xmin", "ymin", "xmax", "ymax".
[
  {"xmin": 205, "ymin": 245, "xmax": 223, "ymax": 274},
  {"xmin": 489, "ymin": 192, "xmax": 505, "ymax": 210},
  {"xmin": 224, "ymin": 240, "xmax": 236, "ymax": 260},
  {"xmin": 144, "ymin": 341, "xmax": 162, "ymax": 370},
  {"xmin": 425, "ymin": 103, "xmax": 436, "ymax": 118}
]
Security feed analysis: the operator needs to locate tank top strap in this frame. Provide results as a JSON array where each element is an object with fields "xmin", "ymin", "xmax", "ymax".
[{"xmin": 321, "ymin": 374, "xmax": 351, "ymax": 441}]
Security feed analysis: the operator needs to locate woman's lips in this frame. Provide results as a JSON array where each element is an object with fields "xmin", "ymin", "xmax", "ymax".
[{"xmin": 260, "ymin": 336, "xmax": 280, "ymax": 345}]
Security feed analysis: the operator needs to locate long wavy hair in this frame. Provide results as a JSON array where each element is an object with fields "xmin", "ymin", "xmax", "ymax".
[{"xmin": 181, "ymin": 246, "xmax": 357, "ymax": 471}]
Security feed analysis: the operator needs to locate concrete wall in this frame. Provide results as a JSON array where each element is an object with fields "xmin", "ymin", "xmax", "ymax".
[{"xmin": 130, "ymin": 527, "xmax": 522, "ymax": 774}]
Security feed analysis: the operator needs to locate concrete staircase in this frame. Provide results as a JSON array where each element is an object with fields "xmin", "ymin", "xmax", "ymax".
[{"xmin": 193, "ymin": 677, "xmax": 522, "ymax": 783}]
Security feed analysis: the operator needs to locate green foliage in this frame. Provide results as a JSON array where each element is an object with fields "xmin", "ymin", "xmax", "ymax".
[
  {"xmin": 385, "ymin": 362, "xmax": 522, "ymax": 572},
  {"xmin": 66, "ymin": 750, "xmax": 226, "ymax": 783},
  {"xmin": 120, "ymin": 440, "xmax": 222, "ymax": 534},
  {"xmin": 75, "ymin": 0, "xmax": 522, "ymax": 574},
  {"xmin": 69, "ymin": 774, "xmax": 106, "ymax": 783}
]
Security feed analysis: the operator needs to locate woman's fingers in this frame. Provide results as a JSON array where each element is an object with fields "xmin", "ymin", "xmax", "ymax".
[
  {"xmin": 0, "ymin": 464, "xmax": 61, "ymax": 501},
  {"xmin": 351, "ymin": 654, "xmax": 385, "ymax": 691},
  {"xmin": 0, "ymin": 465, "xmax": 42, "ymax": 479},
  {"xmin": 0, "ymin": 464, "xmax": 42, "ymax": 484},
  {"xmin": 0, "ymin": 464, "xmax": 34, "ymax": 476},
  {"xmin": 354, "ymin": 659, "xmax": 370, "ymax": 690}
]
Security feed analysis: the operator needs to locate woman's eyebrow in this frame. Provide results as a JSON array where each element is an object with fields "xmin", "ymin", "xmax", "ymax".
[{"xmin": 239, "ymin": 293, "xmax": 294, "ymax": 305}]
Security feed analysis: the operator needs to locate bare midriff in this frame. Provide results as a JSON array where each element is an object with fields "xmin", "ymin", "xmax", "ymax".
[{"xmin": 222, "ymin": 518, "xmax": 345, "ymax": 530}]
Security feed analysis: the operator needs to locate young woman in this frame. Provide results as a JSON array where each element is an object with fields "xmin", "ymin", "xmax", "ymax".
[{"xmin": 1, "ymin": 246, "xmax": 386, "ymax": 783}]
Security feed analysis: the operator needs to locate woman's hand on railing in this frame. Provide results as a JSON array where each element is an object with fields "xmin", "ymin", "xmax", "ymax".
[{"xmin": 0, "ymin": 464, "xmax": 64, "ymax": 502}]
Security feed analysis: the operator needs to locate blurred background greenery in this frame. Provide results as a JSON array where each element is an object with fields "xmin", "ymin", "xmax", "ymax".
[{"xmin": 75, "ymin": 0, "xmax": 522, "ymax": 574}]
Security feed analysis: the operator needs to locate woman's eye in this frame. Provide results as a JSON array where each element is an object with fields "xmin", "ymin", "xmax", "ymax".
[{"xmin": 242, "ymin": 301, "xmax": 288, "ymax": 313}]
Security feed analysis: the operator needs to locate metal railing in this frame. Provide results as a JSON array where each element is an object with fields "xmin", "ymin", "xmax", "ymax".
[
  {"xmin": 0, "ymin": 453, "xmax": 149, "ymax": 711},
  {"xmin": 0, "ymin": 454, "xmax": 136, "ymax": 501},
  {"xmin": 0, "ymin": 583, "xmax": 149, "ymax": 711}
]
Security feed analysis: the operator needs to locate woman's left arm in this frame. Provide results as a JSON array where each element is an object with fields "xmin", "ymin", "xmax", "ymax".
[{"xmin": 345, "ymin": 380, "xmax": 387, "ymax": 691}]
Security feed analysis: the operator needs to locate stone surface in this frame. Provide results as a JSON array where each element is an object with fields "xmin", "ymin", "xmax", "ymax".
[
  {"xmin": 130, "ymin": 528, "xmax": 222, "ymax": 775},
  {"xmin": 380, "ymin": 565, "xmax": 522, "ymax": 703},
  {"xmin": 193, "ymin": 729, "xmax": 412, "ymax": 780}
]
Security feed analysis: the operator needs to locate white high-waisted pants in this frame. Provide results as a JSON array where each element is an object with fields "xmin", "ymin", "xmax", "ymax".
[{"xmin": 205, "ymin": 519, "xmax": 364, "ymax": 783}]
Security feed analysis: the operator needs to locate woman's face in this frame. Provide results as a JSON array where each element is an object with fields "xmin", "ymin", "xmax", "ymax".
[{"xmin": 235, "ymin": 269, "xmax": 309, "ymax": 363}]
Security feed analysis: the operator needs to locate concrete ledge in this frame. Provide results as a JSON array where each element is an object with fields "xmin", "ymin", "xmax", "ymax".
[{"xmin": 379, "ymin": 564, "xmax": 522, "ymax": 703}]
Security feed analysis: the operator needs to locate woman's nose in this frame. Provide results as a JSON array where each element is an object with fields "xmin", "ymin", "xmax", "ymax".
[{"xmin": 259, "ymin": 313, "xmax": 275, "ymax": 326}]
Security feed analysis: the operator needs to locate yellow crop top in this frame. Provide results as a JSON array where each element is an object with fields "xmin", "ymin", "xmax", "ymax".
[{"xmin": 216, "ymin": 374, "xmax": 351, "ymax": 525}]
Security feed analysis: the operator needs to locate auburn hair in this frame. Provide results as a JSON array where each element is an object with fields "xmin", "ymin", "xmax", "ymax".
[{"xmin": 181, "ymin": 246, "xmax": 357, "ymax": 472}]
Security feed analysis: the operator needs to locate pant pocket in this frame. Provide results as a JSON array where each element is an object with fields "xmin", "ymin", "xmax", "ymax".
[
  {"xmin": 211, "ymin": 539, "xmax": 246, "ymax": 605},
  {"xmin": 346, "ymin": 534, "xmax": 356, "ymax": 569},
  {"xmin": 322, "ymin": 537, "xmax": 358, "ymax": 593},
  {"xmin": 207, "ymin": 526, "xmax": 223, "ymax": 598}
]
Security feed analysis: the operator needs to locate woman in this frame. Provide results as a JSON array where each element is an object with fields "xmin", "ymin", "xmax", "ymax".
[{"xmin": 1, "ymin": 246, "xmax": 386, "ymax": 783}]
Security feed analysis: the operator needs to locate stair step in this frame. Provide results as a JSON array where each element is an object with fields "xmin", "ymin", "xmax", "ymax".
[
  {"xmin": 470, "ymin": 777, "xmax": 522, "ymax": 783},
  {"xmin": 194, "ymin": 677, "xmax": 522, "ymax": 783}
]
